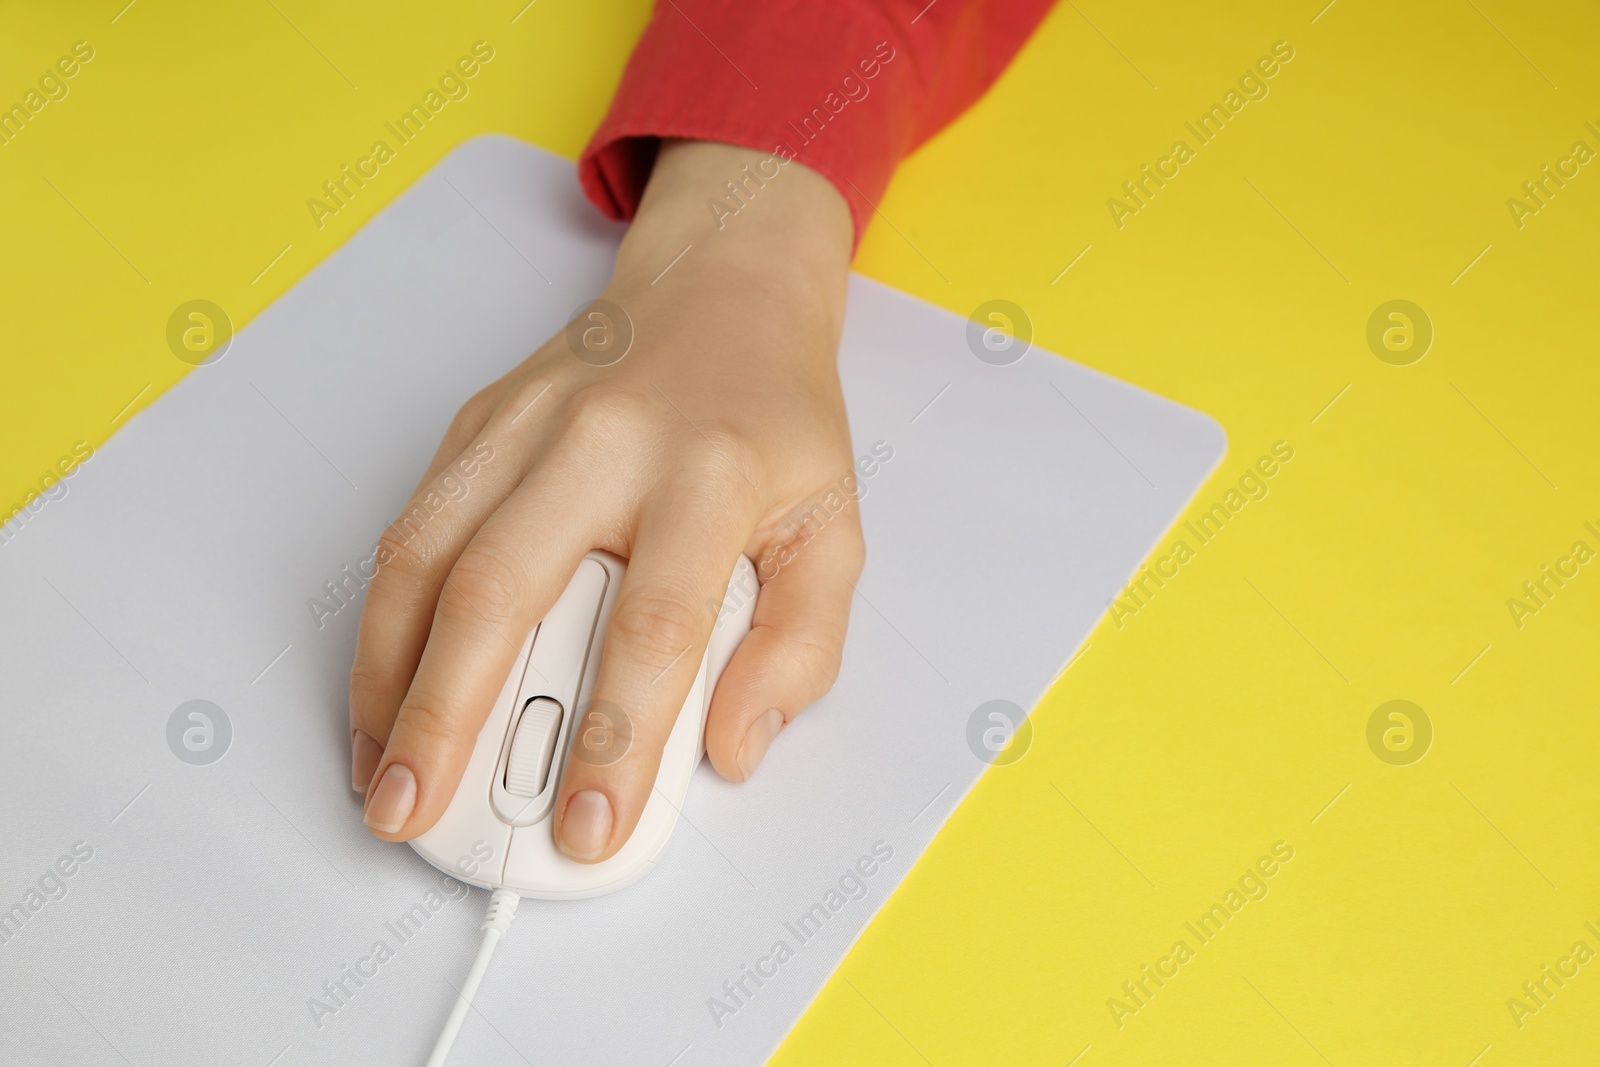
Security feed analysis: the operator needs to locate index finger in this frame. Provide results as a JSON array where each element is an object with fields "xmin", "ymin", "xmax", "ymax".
[{"xmin": 361, "ymin": 464, "xmax": 610, "ymax": 840}]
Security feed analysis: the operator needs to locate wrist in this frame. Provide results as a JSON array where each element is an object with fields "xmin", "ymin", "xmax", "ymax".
[{"xmin": 614, "ymin": 140, "xmax": 854, "ymax": 291}]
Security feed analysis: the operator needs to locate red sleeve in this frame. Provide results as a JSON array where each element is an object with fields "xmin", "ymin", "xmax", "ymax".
[{"xmin": 578, "ymin": 0, "xmax": 1055, "ymax": 250}]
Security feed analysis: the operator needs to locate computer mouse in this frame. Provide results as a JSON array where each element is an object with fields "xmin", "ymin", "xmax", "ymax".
[{"xmin": 409, "ymin": 550, "xmax": 758, "ymax": 899}]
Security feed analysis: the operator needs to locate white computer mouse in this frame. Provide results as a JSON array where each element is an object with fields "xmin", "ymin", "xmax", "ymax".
[{"xmin": 410, "ymin": 550, "xmax": 758, "ymax": 899}]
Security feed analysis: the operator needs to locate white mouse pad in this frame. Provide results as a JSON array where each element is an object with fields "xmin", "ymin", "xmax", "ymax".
[{"xmin": 0, "ymin": 135, "xmax": 1223, "ymax": 1066}]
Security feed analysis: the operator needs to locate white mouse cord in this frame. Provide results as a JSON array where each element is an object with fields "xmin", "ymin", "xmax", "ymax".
[{"xmin": 425, "ymin": 888, "xmax": 521, "ymax": 1067}]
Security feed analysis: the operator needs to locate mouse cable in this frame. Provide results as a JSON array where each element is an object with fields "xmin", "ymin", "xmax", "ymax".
[{"xmin": 425, "ymin": 887, "xmax": 521, "ymax": 1067}]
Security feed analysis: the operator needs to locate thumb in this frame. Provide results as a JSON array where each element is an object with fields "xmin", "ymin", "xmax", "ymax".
[{"xmin": 704, "ymin": 502, "xmax": 864, "ymax": 782}]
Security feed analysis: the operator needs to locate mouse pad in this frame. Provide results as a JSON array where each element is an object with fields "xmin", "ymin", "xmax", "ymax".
[{"xmin": 0, "ymin": 135, "xmax": 1223, "ymax": 1066}]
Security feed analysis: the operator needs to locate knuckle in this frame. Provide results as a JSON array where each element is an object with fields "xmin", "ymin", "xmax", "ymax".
[
  {"xmin": 373, "ymin": 521, "xmax": 433, "ymax": 584},
  {"xmin": 841, "ymin": 527, "xmax": 867, "ymax": 579},
  {"xmin": 666, "ymin": 435, "xmax": 761, "ymax": 517},
  {"xmin": 609, "ymin": 590, "xmax": 706, "ymax": 669},
  {"xmin": 450, "ymin": 386, "xmax": 498, "ymax": 438},
  {"xmin": 440, "ymin": 546, "xmax": 524, "ymax": 625},
  {"xmin": 498, "ymin": 376, "xmax": 551, "ymax": 427},
  {"xmin": 789, "ymin": 629, "xmax": 845, "ymax": 689},
  {"xmin": 395, "ymin": 694, "xmax": 471, "ymax": 752},
  {"xmin": 566, "ymin": 386, "xmax": 650, "ymax": 450},
  {"xmin": 688, "ymin": 423, "xmax": 759, "ymax": 483},
  {"xmin": 348, "ymin": 663, "xmax": 395, "ymax": 720}
]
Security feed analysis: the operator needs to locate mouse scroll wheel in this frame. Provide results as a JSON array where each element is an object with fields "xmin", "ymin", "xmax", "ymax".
[{"xmin": 504, "ymin": 697, "xmax": 563, "ymax": 798}]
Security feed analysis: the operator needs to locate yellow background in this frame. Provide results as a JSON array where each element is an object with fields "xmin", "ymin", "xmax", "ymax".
[{"xmin": 4, "ymin": 1, "xmax": 1596, "ymax": 1063}]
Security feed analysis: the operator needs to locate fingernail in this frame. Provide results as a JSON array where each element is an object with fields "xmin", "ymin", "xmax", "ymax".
[
  {"xmin": 364, "ymin": 764, "xmax": 416, "ymax": 834},
  {"xmin": 558, "ymin": 790, "xmax": 613, "ymax": 860},
  {"xmin": 351, "ymin": 730, "xmax": 383, "ymax": 793},
  {"xmin": 737, "ymin": 709, "xmax": 786, "ymax": 780}
]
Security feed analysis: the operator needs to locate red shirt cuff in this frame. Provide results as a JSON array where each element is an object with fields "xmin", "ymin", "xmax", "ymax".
[
  {"xmin": 579, "ymin": 4, "xmax": 923, "ymax": 250},
  {"xmin": 579, "ymin": 1, "xmax": 1055, "ymax": 253}
]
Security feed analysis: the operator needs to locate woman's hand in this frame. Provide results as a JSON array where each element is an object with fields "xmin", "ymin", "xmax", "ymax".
[{"xmin": 349, "ymin": 140, "xmax": 864, "ymax": 863}]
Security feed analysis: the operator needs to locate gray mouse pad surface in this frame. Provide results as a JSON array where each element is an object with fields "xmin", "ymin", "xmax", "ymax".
[{"xmin": 0, "ymin": 135, "xmax": 1223, "ymax": 1066}]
